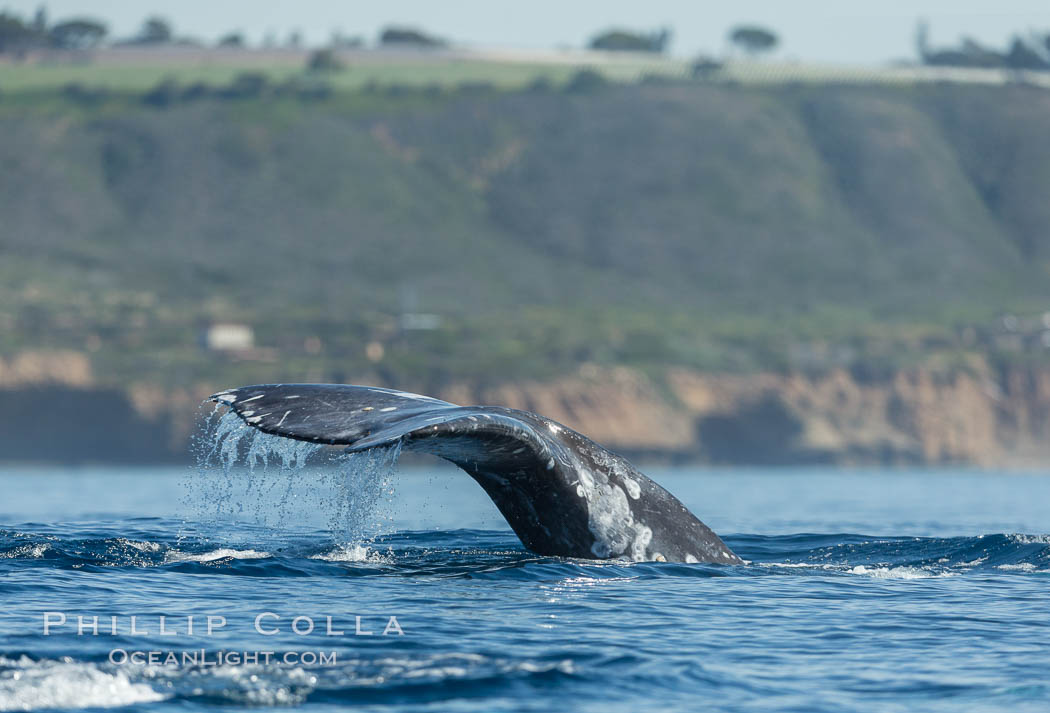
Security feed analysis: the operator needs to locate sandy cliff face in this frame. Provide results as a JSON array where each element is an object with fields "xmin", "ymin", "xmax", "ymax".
[
  {"xmin": 438, "ymin": 367, "xmax": 694, "ymax": 452},
  {"xmin": 667, "ymin": 368, "xmax": 1003, "ymax": 465},
  {"xmin": 995, "ymin": 367, "xmax": 1050, "ymax": 466},
  {"xmin": 0, "ymin": 351, "xmax": 94, "ymax": 388}
]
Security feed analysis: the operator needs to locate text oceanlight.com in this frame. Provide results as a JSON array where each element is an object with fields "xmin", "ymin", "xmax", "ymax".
[{"xmin": 109, "ymin": 649, "xmax": 340, "ymax": 666}]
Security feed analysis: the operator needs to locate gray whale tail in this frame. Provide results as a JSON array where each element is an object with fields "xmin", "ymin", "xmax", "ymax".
[{"xmin": 209, "ymin": 383, "xmax": 742, "ymax": 564}]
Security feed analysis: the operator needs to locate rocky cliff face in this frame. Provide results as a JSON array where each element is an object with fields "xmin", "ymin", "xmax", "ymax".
[{"xmin": 2, "ymin": 350, "xmax": 1049, "ymax": 466}]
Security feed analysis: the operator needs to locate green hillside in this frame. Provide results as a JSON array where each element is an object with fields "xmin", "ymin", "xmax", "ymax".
[{"xmin": 2, "ymin": 78, "xmax": 1050, "ymax": 391}]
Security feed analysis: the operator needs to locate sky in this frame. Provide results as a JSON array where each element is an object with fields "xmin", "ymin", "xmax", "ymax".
[{"xmin": 4, "ymin": 0, "xmax": 1050, "ymax": 64}]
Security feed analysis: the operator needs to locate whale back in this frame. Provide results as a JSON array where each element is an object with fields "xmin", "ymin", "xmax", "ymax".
[{"xmin": 210, "ymin": 384, "xmax": 741, "ymax": 564}]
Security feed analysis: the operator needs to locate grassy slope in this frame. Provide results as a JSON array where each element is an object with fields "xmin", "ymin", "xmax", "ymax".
[
  {"xmin": 0, "ymin": 48, "xmax": 687, "ymax": 93},
  {"xmin": 2, "ymin": 77, "xmax": 1049, "ymax": 391}
]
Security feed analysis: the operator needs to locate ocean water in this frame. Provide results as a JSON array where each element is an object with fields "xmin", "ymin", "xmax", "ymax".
[{"xmin": 1, "ymin": 435, "xmax": 1049, "ymax": 712}]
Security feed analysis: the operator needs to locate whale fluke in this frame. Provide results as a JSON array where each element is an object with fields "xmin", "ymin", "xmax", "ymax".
[{"xmin": 209, "ymin": 384, "xmax": 741, "ymax": 564}]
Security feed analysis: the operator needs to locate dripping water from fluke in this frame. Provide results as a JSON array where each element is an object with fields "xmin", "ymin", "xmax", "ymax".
[{"xmin": 183, "ymin": 407, "xmax": 402, "ymax": 554}]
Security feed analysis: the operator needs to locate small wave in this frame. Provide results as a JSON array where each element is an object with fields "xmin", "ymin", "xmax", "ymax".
[
  {"xmin": 758, "ymin": 562, "xmax": 953, "ymax": 578},
  {"xmin": 304, "ymin": 652, "xmax": 576, "ymax": 691},
  {"xmin": 1008, "ymin": 534, "xmax": 1050, "ymax": 545},
  {"xmin": 119, "ymin": 538, "xmax": 162, "ymax": 553},
  {"xmin": 738, "ymin": 532, "xmax": 1050, "ymax": 576},
  {"xmin": 0, "ymin": 657, "xmax": 168, "ymax": 711},
  {"xmin": 0, "ymin": 534, "xmax": 172, "ymax": 567},
  {"xmin": 0, "ymin": 543, "xmax": 49, "ymax": 559},
  {"xmin": 759, "ymin": 562, "xmax": 837, "ymax": 570},
  {"xmin": 163, "ymin": 548, "xmax": 271, "ymax": 563},
  {"xmin": 174, "ymin": 653, "xmax": 574, "ymax": 703},
  {"xmin": 847, "ymin": 565, "xmax": 954, "ymax": 579},
  {"xmin": 309, "ymin": 544, "xmax": 388, "ymax": 563},
  {"xmin": 997, "ymin": 563, "xmax": 1040, "ymax": 572},
  {"xmin": 0, "ymin": 652, "xmax": 577, "ymax": 709},
  {"xmin": 186, "ymin": 664, "xmax": 316, "ymax": 706},
  {"xmin": 556, "ymin": 575, "xmax": 637, "ymax": 586}
]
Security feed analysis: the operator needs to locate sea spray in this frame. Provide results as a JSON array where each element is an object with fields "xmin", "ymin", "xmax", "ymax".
[
  {"xmin": 184, "ymin": 406, "xmax": 402, "ymax": 550},
  {"xmin": 322, "ymin": 441, "xmax": 403, "ymax": 544}
]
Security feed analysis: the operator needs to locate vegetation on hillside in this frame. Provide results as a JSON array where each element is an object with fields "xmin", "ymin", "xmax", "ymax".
[
  {"xmin": 2, "ymin": 77, "xmax": 1050, "ymax": 395},
  {"xmin": 917, "ymin": 21, "xmax": 1050, "ymax": 70},
  {"xmin": 589, "ymin": 28, "xmax": 671, "ymax": 54}
]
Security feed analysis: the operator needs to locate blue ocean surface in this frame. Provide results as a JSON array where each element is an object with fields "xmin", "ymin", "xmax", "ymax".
[{"xmin": 1, "ymin": 440, "xmax": 1049, "ymax": 712}]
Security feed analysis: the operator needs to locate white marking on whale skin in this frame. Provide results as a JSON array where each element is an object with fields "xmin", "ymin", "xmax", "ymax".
[
  {"xmin": 512, "ymin": 447, "xmax": 526, "ymax": 454},
  {"xmin": 573, "ymin": 452, "xmax": 655, "ymax": 561},
  {"xmin": 380, "ymin": 407, "xmax": 397, "ymax": 412},
  {"xmin": 547, "ymin": 422, "xmax": 561, "ymax": 434},
  {"xmin": 629, "ymin": 525, "xmax": 652, "ymax": 562},
  {"xmin": 284, "ymin": 395, "xmax": 300, "ymax": 399},
  {"xmin": 622, "ymin": 477, "xmax": 641, "ymax": 500},
  {"xmin": 240, "ymin": 394, "xmax": 265, "ymax": 404},
  {"xmin": 576, "ymin": 485, "xmax": 586, "ymax": 497},
  {"xmin": 653, "ymin": 553, "xmax": 667, "ymax": 562},
  {"xmin": 685, "ymin": 554, "xmax": 698, "ymax": 564},
  {"xmin": 362, "ymin": 407, "xmax": 374, "ymax": 411},
  {"xmin": 247, "ymin": 416, "xmax": 262, "ymax": 424},
  {"xmin": 214, "ymin": 392, "xmax": 236, "ymax": 404},
  {"xmin": 546, "ymin": 458, "xmax": 555, "ymax": 470},
  {"xmin": 276, "ymin": 411, "xmax": 291, "ymax": 427},
  {"xmin": 241, "ymin": 410, "xmax": 255, "ymax": 417}
]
